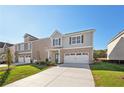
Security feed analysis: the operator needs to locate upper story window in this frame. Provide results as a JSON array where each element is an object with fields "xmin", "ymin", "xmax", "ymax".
[
  {"xmin": 69, "ymin": 35, "xmax": 83, "ymax": 44},
  {"xmin": 20, "ymin": 43, "xmax": 24, "ymax": 51},
  {"xmin": 77, "ymin": 36, "xmax": 81, "ymax": 43},
  {"xmin": 27, "ymin": 43, "xmax": 32, "ymax": 50},
  {"xmin": 16, "ymin": 45, "xmax": 19, "ymax": 51},
  {"xmin": 72, "ymin": 37, "xmax": 77, "ymax": 44},
  {"xmin": 16, "ymin": 43, "xmax": 32, "ymax": 51},
  {"xmin": 53, "ymin": 38, "xmax": 61, "ymax": 46}
]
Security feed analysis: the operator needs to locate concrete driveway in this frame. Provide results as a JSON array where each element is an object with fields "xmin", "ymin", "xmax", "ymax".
[{"xmin": 5, "ymin": 63, "xmax": 95, "ymax": 87}]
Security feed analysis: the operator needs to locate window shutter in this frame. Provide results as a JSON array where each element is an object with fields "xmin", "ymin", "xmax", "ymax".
[
  {"xmin": 82, "ymin": 35, "xmax": 83, "ymax": 43},
  {"xmin": 59, "ymin": 38, "xmax": 61, "ymax": 45},
  {"xmin": 69, "ymin": 37, "xmax": 71, "ymax": 44},
  {"xmin": 53, "ymin": 39, "xmax": 55, "ymax": 46}
]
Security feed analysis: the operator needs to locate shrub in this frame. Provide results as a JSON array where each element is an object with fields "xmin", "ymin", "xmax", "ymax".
[
  {"xmin": 35, "ymin": 61, "xmax": 46, "ymax": 65},
  {"xmin": 40, "ymin": 61, "xmax": 46, "ymax": 65},
  {"xmin": 45, "ymin": 58, "xmax": 49, "ymax": 62},
  {"xmin": 46, "ymin": 61, "xmax": 56, "ymax": 66}
]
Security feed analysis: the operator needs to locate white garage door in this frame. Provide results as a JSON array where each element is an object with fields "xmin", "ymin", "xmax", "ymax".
[
  {"xmin": 18, "ymin": 56, "xmax": 24, "ymax": 63},
  {"xmin": 64, "ymin": 52, "xmax": 89, "ymax": 63},
  {"xmin": 18, "ymin": 56, "xmax": 31, "ymax": 63},
  {"xmin": 25, "ymin": 56, "xmax": 31, "ymax": 63}
]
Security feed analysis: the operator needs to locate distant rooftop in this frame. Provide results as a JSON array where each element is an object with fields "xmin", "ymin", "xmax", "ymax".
[
  {"xmin": 24, "ymin": 33, "xmax": 39, "ymax": 39},
  {"xmin": 0, "ymin": 42, "xmax": 13, "ymax": 48}
]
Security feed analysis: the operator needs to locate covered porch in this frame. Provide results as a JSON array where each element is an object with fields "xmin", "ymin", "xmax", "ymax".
[{"xmin": 48, "ymin": 49, "xmax": 62, "ymax": 64}]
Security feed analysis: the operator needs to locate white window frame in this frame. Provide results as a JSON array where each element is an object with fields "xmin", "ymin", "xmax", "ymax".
[
  {"xmin": 71, "ymin": 35, "xmax": 82, "ymax": 45},
  {"xmin": 20, "ymin": 43, "xmax": 24, "ymax": 51},
  {"xmin": 71, "ymin": 37, "xmax": 77, "ymax": 44},
  {"xmin": 27, "ymin": 43, "xmax": 31, "ymax": 50},
  {"xmin": 77, "ymin": 36, "xmax": 81, "ymax": 43},
  {"xmin": 53, "ymin": 38, "xmax": 61, "ymax": 46}
]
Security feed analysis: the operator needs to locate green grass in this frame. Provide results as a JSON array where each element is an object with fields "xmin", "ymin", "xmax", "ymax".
[
  {"xmin": 0, "ymin": 64, "xmax": 48, "ymax": 86},
  {"xmin": 90, "ymin": 62, "xmax": 124, "ymax": 87}
]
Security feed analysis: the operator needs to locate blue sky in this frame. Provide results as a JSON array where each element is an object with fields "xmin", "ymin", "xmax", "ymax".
[{"xmin": 0, "ymin": 6, "xmax": 124, "ymax": 49}]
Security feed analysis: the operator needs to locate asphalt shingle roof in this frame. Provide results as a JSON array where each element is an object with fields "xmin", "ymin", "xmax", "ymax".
[{"xmin": 0, "ymin": 42, "xmax": 13, "ymax": 48}]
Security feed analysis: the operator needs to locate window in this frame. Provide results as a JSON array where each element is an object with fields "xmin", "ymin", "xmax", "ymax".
[
  {"xmin": 53, "ymin": 38, "xmax": 61, "ymax": 46},
  {"xmin": 65, "ymin": 54, "xmax": 70, "ymax": 56},
  {"xmin": 72, "ymin": 37, "xmax": 77, "ymax": 44},
  {"xmin": 20, "ymin": 44, "xmax": 24, "ymax": 51},
  {"xmin": 82, "ymin": 53, "xmax": 88, "ymax": 55},
  {"xmin": 77, "ymin": 53, "xmax": 81, "ymax": 55},
  {"xmin": 27, "ymin": 43, "xmax": 32, "ymax": 50},
  {"xmin": 71, "ymin": 53, "xmax": 75, "ymax": 55},
  {"xmin": 70, "ymin": 35, "xmax": 83, "ymax": 44},
  {"xmin": 77, "ymin": 36, "xmax": 81, "ymax": 43}
]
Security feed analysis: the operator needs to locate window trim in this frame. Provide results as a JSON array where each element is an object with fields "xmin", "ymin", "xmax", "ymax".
[
  {"xmin": 20, "ymin": 43, "xmax": 24, "ymax": 51},
  {"xmin": 52, "ymin": 38, "xmax": 61, "ymax": 46},
  {"xmin": 70, "ymin": 35, "xmax": 83, "ymax": 45},
  {"xmin": 27, "ymin": 43, "xmax": 31, "ymax": 50}
]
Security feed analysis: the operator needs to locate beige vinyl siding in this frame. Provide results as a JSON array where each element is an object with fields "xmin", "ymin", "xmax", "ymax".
[
  {"xmin": 107, "ymin": 34, "xmax": 124, "ymax": 60},
  {"xmin": 32, "ymin": 38, "xmax": 51, "ymax": 61}
]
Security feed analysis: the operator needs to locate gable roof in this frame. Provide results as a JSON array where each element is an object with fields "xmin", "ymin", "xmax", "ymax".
[
  {"xmin": 0, "ymin": 42, "xmax": 13, "ymax": 48},
  {"xmin": 50, "ymin": 30, "xmax": 62, "ymax": 37},
  {"xmin": 108, "ymin": 30, "xmax": 124, "ymax": 44},
  {"xmin": 24, "ymin": 33, "xmax": 39, "ymax": 39}
]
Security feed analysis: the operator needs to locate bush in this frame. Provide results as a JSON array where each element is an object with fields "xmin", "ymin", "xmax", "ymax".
[
  {"xmin": 35, "ymin": 61, "xmax": 46, "ymax": 65},
  {"xmin": 45, "ymin": 58, "xmax": 49, "ymax": 62},
  {"xmin": 46, "ymin": 61, "xmax": 56, "ymax": 66}
]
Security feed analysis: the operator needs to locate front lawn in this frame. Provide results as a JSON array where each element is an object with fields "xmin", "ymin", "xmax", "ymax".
[
  {"xmin": 0, "ymin": 64, "xmax": 48, "ymax": 86},
  {"xmin": 90, "ymin": 62, "xmax": 124, "ymax": 87}
]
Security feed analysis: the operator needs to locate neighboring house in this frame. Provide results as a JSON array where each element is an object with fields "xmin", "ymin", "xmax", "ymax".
[
  {"xmin": 14, "ymin": 33, "xmax": 38, "ymax": 63},
  {"xmin": 13, "ymin": 29, "xmax": 95, "ymax": 64},
  {"xmin": 107, "ymin": 30, "xmax": 124, "ymax": 61},
  {"xmin": 0, "ymin": 42, "xmax": 13, "ymax": 62}
]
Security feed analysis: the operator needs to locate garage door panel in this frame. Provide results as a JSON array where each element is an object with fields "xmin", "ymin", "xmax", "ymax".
[
  {"xmin": 18, "ymin": 57, "xmax": 24, "ymax": 63},
  {"xmin": 18, "ymin": 56, "xmax": 31, "ymax": 63},
  {"xmin": 25, "ymin": 57, "xmax": 31, "ymax": 63}
]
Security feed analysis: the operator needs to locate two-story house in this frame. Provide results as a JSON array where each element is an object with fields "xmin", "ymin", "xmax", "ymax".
[
  {"xmin": 13, "ymin": 29, "xmax": 95, "ymax": 64},
  {"xmin": 14, "ymin": 33, "xmax": 38, "ymax": 63}
]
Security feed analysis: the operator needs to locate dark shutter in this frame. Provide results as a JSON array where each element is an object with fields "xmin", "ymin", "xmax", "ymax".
[
  {"xmin": 59, "ymin": 38, "xmax": 61, "ymax": 45},
  {"xmin": 82, "ymin": 35, "xmax": 83, "ymax": 43},
  {"xmin": 69, "ymin": 37, "xmax": 71, "ymax": 44},
  {"xmin": 53, "ymin": 39, "xmax": 55, "ymax": 46}
]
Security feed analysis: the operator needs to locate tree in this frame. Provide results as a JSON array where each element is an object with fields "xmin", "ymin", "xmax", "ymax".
[
  {"xmin": 94, "ymin": 49, "xmax": 107, "ymax": 59},
  {"xmin": 15, "ymin": 51, "xmax": 18, "ymax": 62},
  {"xmin": 6, "ymin": 48, "xmax": 12, "ymax": 70}
]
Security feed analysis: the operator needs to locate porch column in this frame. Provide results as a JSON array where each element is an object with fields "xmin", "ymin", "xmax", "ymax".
[
  {"xmin": 48, "ymin": 50, "xmax": 49, "ymax": 60},
  {"xmin": 58, "ymin": 49, "xmax": 61, "ymax": 63},
  {"xmin": 48, "ymin": 50, "xmax": 51, "ymax": 61}
]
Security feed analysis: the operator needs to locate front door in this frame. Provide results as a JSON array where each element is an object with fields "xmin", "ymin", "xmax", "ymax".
[{"xmin": 55, "ymin": 53, "xmax": 59, "ymax": 63}]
